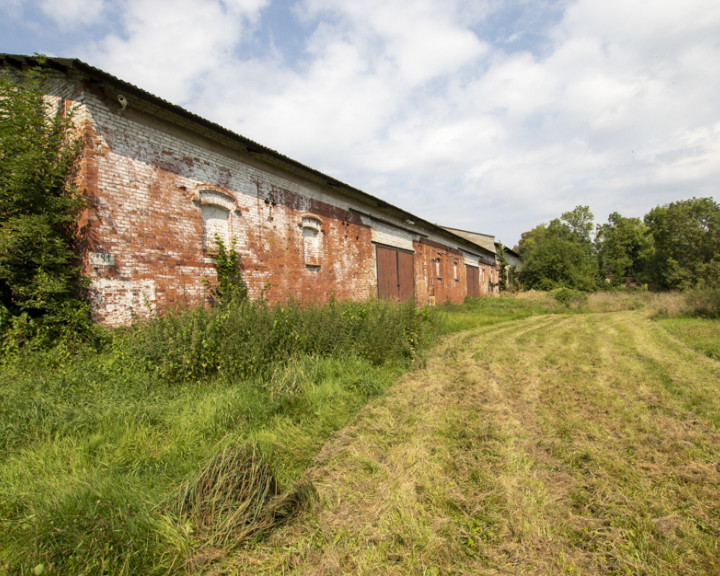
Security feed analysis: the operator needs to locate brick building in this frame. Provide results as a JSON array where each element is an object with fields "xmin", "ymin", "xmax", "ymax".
[{"xmin": 2, "ymin": 55, "xmax": 500, "ymax": 326}]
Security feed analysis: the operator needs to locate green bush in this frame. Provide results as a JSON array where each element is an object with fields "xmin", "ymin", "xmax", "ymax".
[
  {"xmin": 549, "ymin": 287, "xmax": 588, "ymax": 309},
  {"xmin": 0, "ymin": 63, "xmax": 92, "ymax": 350}
]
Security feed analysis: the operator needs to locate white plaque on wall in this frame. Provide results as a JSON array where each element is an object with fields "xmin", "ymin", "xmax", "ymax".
[{"xmin": 89, "ymin": 252, "xmax": 115, "ymax": 266}]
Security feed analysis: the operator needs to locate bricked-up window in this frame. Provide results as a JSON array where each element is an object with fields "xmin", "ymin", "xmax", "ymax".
[
  {"xmin": 435, "ymin": 256, "xmax": 442, "ymax": 279},
  {"xmin": 302, "ymin": 217, "xmax": 322, "ymax": 267},
  {"xmin": 202, "ymin": 204, "xmax": 230, "ymax": 250},
  {"xmin": 197, "ymin": 188, "xmax": 236, "ymax": 252}
]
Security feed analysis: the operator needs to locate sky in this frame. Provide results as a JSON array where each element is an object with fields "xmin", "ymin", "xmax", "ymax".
[{"xmin": 1, "ymin": 0, "xmax": 719, "ymax": 247}]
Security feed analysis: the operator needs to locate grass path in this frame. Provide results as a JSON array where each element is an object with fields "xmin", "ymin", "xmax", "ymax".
[{"xmin": 220, "ymin": 311, "xmax": 720, "ymax": 575}]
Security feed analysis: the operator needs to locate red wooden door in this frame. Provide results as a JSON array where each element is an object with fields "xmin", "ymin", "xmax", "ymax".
[
  {"xmin": 466, "ymin": 265, "xmax": 480, "ymax": 298},
  {"xmin": 397, "ymin": 250, "xmax": 415, "ymax": 301},
  {"xmin": 376, "ymin": 245, "xmax": 415, "ymax": 301}
]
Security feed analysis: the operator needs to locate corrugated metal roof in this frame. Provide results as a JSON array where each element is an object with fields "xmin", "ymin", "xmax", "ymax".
[{"xmin": 1, "ymin": 53, "xmax": 496, "ymax": 259}]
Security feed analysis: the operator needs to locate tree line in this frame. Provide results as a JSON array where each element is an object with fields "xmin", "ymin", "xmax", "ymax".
[{"xmin": 515, "ymin": 199, "xmax": 720, "ymax": 293}]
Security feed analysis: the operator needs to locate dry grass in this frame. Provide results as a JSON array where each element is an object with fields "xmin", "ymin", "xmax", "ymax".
[
  {"xmin": 515, "ymin": 288, "xmax": 690, "ymax": 317},
  {"xmin": 587, "ymin": 290, "xmax": 690, "ymax": 316},
  {"xmin": 217, "ymin": 309, "xmax": 720, "ymax": 575},
  {"xmin": 177, "ymin": 445, "xmax": 312, "ymax": 550}
]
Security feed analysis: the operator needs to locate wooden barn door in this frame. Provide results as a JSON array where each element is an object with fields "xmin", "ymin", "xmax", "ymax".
[
  {"xmin": 376, "ymin": 245, "xmax": 415, "ymax": 301},
  {"xmin": 466, "ymin": 265, "xmax": 480, "ymax": 298}
]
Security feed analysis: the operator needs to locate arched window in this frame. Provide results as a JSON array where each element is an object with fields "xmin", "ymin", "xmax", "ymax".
[{"xmin": 301, "ymin": 216, "xmax": 322, "ymax": 267}]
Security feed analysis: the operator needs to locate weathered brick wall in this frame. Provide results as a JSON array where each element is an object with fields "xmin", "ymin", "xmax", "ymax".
[
  {"xmin": 412, "ymin": 238, "xmax": 468, "ymax": 305},
  {"xmin": 62, "ymin": 80, "xmax": 382, "ymax": 324},
  {"xmin": 46, "ymin": 75, "xmax": 494, "ymax": 325}
]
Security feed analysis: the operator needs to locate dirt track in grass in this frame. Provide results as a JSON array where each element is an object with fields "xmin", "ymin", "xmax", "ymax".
[{"xmin": 222, "ymin": 311, "xmax": 720, "ymax": 576}]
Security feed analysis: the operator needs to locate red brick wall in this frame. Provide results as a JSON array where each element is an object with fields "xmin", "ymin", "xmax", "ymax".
[
  {"xmin": 67, "ymin": 82, "xmax": 379, "ymax": 324},
  {"xmin": 412, "ymin": 239, "xmax": 468, "ymax": 305}
]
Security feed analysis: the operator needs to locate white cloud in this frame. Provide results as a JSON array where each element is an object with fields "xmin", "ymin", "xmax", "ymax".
[
  {"xmin": 8, "ymin": 0, "xmax": 718, "ymax": 245},
  {"xmin": 81, "ymin": 0, "xmax": 268, "ymax": 104},
  {"xmin": 38, "ymin": 0, "xmax": 106, "ymax": 28}
]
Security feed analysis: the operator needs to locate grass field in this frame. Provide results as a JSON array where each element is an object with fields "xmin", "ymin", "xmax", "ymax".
[
  {"xmin": 1, "ymin": 294, "xmax": 719, "ymax": 575},
  {"xmin": 224, "ymin": 304, "xmax": 720, "ymax": 575}
]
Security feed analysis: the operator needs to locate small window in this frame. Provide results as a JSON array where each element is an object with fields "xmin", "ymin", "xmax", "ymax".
[
  {"xmin": 302, "ymin": 216, "xmax": 322, "ymax": 267},
  {"xmin": 453, "ymin": 260, "xmax": 459, "ymax": 281},
  {"xmin": 435, "ymin": 257, "xmax": 442, "ymax": 279}
]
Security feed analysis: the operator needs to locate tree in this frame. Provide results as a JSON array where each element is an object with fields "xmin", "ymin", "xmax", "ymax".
[
  {"xmin": 0, "ymin": 64, "xmax": 89, "ymax": 342},
  {"xmin": 562, "ymin": 205, "xmax": 594, "ymax": 244},
  {"xmin": 517, "ymin": 206, "xmax": 598, "ymax": 291},
  {"xmin": 595, "ymin": 212, "xmax": 653, "ymax": 286},
  {"xmin": 643, "ymin": 197, "xmax": 720, "ymax": 290}
]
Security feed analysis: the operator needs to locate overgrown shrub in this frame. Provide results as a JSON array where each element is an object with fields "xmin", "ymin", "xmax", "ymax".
[
  {"xmin": 549, "ymin": 287, "xmax": 588, "ymax": 309},
  {"xmin": 685, "ymin": 285, "xmax": 720, "ymax": 318},
  {"xmin": 0, "ymin": 63, "xmax": 92, "ymax": 350}
]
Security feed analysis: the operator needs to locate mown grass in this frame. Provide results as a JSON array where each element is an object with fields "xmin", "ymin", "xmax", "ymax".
[
  {"xmin": 0, "ymin": 298, "xmax": 434, "ymax": 576},
  {"xmin": 222, "ymin": 304, "xmax": 720, "ymax": 576},
  {"xmin": 438, "ymin": 294, "xmax": 557, "ymax": 333},
  {"xmin": 656, "ymin": 317, "xmax": 720, "ymax": 360}
]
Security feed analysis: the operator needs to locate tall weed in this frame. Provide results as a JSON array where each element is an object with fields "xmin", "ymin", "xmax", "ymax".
[
  {"xmin": 118, "ymin": 298, "xmax": 432, "ymax": 384},
  {"xmin": 685, "ymin": 285, "xmax": 720, "ymax": 318}
]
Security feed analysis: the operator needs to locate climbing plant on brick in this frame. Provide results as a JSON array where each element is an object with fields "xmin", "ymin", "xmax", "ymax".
[
  {"xmin": 204, "ymin": 236, "xmax": 248, "ymax": 307},
  {"xmin": 0, "ymin": 63, "xmax": 90, "ymax": 345}
]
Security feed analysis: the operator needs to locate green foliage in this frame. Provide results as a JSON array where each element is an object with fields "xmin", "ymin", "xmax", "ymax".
[
  {"xmin": 517, "ymin": 206, "xmax": 598, "ymax": 291},
  {"xmin": 562, "ymin": 204, "xmax": 594, "ymax": 244},
  {"xmin": 496, "ymin": 242, "xmax": 508, "ymax": 291},
  {"xmin": 549, "ymin": 287, "xmax": 588, "ymax": 309},
  {"xmin": 595, "ymin": 212, "xmax": 653, "ymax": 286},
  {"xmin": 643, "ymin": 197, "xmax": 720, "ymax": 290},
  {"xmin": 0, "ymin": 297, "xmax": 437, "ymax": 575},
  {"xmin": 204, "ymin": 236, "xmax": 248, "ymax": 307},
  {"xmin": 0, "ymin": 63, "xmax": 91, "ymax": 348},
  {"xmin": 118, "ymin": 297, "xmax": 432, "ymax": 384}
]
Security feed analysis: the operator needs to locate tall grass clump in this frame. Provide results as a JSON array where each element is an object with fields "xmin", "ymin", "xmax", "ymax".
[{"xmin": 176, "ymin": 444, "xmax": 313, "ymax": 549}]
